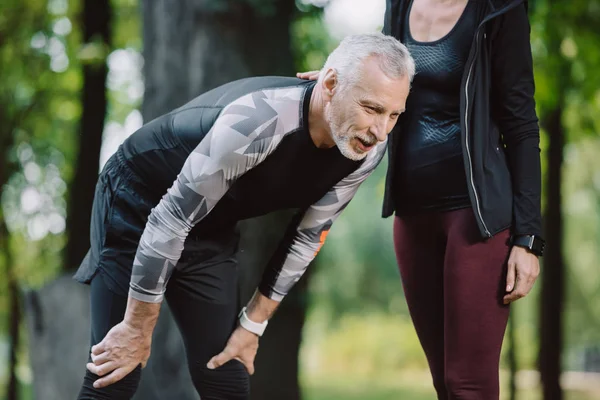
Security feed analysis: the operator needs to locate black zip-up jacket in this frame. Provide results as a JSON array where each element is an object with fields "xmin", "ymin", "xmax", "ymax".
[{"xmin": 382, "ymin": 0, "xmax": 543, "ymax": 239}]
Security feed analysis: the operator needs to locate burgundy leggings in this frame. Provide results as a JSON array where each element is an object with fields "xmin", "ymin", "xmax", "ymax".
[{"xmin": 393, "ymin": 208, "xmax": 511, "ymax": 399}]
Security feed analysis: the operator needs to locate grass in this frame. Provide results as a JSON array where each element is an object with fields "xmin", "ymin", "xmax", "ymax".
[
  {"xmin": 301, "ymin": 370, "xmax": 600, "ymax": 400},
  {"xmin": 2, "ymin": 370, "xmax": 599, "ymax": 399},
  {"xmin": 305, "ymin": 385, "xmax": 433, "ymax": 400},
  {"xmin": 303, "ymin": 370, "xmax": 436, "ymax": 400}
]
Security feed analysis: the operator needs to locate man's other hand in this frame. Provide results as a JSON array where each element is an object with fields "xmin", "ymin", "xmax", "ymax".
[{"xmin": 207, "ymin": 326, "xmax": 259, "ymax": 375}]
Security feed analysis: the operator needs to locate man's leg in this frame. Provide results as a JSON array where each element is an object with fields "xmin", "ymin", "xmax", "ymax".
[
  {"xmin": 78, "ymin": 272, "xmax": 142, "ymax": 400},
  {"xmin": 166, "ymin": 257, "xmax": 249, "ymax": 400},
  {"xmin": 394, "ymin": 214, "xmax": 448, "ymax": 399},
  {"xmin": 442, "ymin": 208, "xmax": 511, "ymax": 399}
]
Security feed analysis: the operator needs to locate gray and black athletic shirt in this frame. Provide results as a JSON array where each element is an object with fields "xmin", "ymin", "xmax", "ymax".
[{"xmin": 120, "ymin": 77, "xmax": 386, "ymax": 303}]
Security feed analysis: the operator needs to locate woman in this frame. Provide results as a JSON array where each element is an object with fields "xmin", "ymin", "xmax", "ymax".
[{"xmin": 298, "ymin": 0, "xmax": 544, "ymax": 398}]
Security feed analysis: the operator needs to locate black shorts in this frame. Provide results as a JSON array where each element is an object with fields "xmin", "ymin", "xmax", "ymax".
[{"xmin": 73, "ymin": 147, "xmax": 240, "ymax": 298}]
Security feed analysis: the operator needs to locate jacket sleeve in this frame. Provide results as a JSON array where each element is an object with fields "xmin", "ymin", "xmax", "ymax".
[
  {"xmin": 491, "ymin": 3, "xmax": 543, "ymax": 238},
  {"xmin": 382, "ymin": 0, "xmax": 392, "ymax": 35},
  {"xmin": 258, "ymin": 142, "xmax": 387, "ymax": 301}
]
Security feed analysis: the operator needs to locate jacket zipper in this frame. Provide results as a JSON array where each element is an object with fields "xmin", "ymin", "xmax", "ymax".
[
  {"xmin": 463, "ymin": 0, "xmax": 524, "ymax": 238},
  {"xmin": 463, "ymin": 30, "xmax": 491, "ymax": 237}
]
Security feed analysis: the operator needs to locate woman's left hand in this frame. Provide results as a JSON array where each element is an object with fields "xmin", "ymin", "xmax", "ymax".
[{"xmin": 503, "ymin": 246, "xmax": 540, "ymax": 304}]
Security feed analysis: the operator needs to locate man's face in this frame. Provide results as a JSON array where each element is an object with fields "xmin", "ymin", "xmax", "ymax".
[{"xmin": 324, "ymin": 57, "xmax": 410, "ymax": 161}]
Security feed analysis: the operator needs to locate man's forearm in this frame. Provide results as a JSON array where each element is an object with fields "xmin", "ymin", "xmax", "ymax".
[
  {"xmin": 245, "ymin": 291, "xmax": 280, "ymax": 323},
  {"xmin": 124, "ymin": 296, "xmax": 161, "ymax": 335}
]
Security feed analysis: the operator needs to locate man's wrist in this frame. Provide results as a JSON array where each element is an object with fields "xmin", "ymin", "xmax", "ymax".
[
  {"xmin": 124, "ymin": 296, "xmax": 161, "ymax": 333},
  {"xmin": 238, "ymin": 307, "xmax": 268, "ymax": 337},
  {"xmin": 246, "ymin": 291, "xmax": 280, "ymax": 323},
  {"xmin": 246, "ymin": 303, "xmax": 272, "ymax": 324}
]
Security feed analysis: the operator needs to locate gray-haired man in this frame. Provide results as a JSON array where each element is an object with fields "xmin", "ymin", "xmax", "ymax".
[{"xmin": 76, "ymin": 33, "xmax": 414, "ymax": 399}]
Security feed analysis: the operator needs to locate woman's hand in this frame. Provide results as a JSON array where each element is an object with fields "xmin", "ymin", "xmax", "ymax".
[{"xmin": 296, "ymin": 71, "xmax": 320, "ymax": 81}]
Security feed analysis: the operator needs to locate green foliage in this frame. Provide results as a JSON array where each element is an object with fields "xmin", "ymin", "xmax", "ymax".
[
  {"xmin": 562, "ymin": 137, "xmax": 600, "ymax": 349},
  {"xmin": 0, "ymin": 0, "xmax": 144, "ymax": 392},
  {"xmin": 308, "ymin": 159, "xmax": 410, "ymax": 320},
  {"xmin": 301, "ymin": 311, "xmax": 428, "ymax": 375},
  {"xmin": 111, "ymin": 0, "xmax": 141, "ymax": 50},
  {"xmin": 291, "ymin": 5, "xmax": 337, "ymax": 72},
  {"xmin": 531, "ymin": 0, "xmax": 600, "ymax": 122},
  {"xmin": 0, "ymin": 0, "xmax": 81, "ymax": 341},
  {"xmin": 2, "ymin": 0, "xmax": 600, "ymax": 396},
  {"xmin": 530, "ymin": 0, "xmax": 600, "ymax": 370}
]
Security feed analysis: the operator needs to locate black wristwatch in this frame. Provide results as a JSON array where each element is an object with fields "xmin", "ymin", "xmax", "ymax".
[{"xmin": 510, "ymin": 234, "xmax": 546, "ymax": 257}]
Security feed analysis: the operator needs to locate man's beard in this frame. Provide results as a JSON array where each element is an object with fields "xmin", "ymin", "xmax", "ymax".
[{"xmin": 325, "ymin": 101, "xmax": 374, "ymax": 161}]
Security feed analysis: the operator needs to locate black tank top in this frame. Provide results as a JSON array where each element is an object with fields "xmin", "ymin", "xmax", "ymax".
[{"xmin": 393, "ymin": 0, "xmax": 480, "ymax": 215}]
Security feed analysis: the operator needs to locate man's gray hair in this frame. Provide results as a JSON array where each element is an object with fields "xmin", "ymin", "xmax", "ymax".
[{"xmin": 319, "ymin": 33, "xmax": 415, "ymax": 91}]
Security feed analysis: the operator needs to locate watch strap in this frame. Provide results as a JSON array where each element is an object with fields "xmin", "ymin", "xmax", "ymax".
[
  {"xmin": 238, "ymin": 307, "xmax": 268, "ymax": 337},
  {"xmin": 511, "ymin": 234, "xmax": 545, "ymax": 257}
]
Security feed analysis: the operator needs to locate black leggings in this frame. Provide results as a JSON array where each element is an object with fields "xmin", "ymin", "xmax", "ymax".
[{"xmin": 77, "ymin": 260, "xmax": 249, "ymax": 400}]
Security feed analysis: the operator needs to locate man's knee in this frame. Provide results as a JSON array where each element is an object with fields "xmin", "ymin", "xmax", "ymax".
[
  {"xmin": 190, "ymin": 360, "xmax": 250, "ymax": 400},
  {"xmin": 78, "ymin": 365, "xmax": 142, "ymax": 400}
]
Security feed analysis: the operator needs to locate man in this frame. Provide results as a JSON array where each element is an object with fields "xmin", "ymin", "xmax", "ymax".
[{"xmin": 75, "ymin": 33, "xmax": 415, "ymax": 399}]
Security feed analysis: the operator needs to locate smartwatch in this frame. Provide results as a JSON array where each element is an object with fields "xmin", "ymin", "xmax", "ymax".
[
  {"xmin": 510, "ymin": 234, "xmax": 546, "ymax": 257},
  {"xmin": 238, "ymin": 307, "xmax": 268, "ymax": 337}
]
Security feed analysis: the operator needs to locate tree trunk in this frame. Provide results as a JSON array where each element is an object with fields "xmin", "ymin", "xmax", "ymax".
[
  {"xmin": 24, "ymin": 278, "xmax": 92, "ymax": 400},
  {"xmin": 139, "ymin": 1, "xmax": 305, "ymax": 399},
  {"xmin": 0, "ymin": 56, "xmax": 21, "ymax": 400},
  {"xmin": 64, "ymin": 0, "xmax": 111, "ymax": 272},
  {"xmin": 1, "ymin": 221, "xmax": 19, "ymax": 400},
  {"xmin": 141, "ymin": 0, "xmax": 295, "ymax": 120},
  {"xmin": 539, "ymin": 105, "xmax": 564, "ymax": 400},
  {"xmin": 24, "ymin": 0, "xmax": 112, "ymax": 398},
  {"xmin": 7, "ymin": 279, "xmax": 19, "ymax": 400}
]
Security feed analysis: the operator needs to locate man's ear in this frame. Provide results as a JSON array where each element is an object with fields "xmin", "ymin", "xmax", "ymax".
[{"xmin": 321, "ymin": 68, "xmax": 338, "ymax": 100}]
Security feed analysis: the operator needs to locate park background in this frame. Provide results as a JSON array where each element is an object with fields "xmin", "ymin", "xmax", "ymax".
[{"xmin": 1, "ymin": 0, "xmax": 599, "ymax": 399}]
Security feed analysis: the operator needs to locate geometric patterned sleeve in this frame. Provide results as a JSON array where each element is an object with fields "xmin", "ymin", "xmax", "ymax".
[
  {"xmin": 258, "ymin": 140, "xmax": 387, "ymax": 301},
  {"xmin": 129, "ymin": 88, "xmax": 305, "ymax": 303}
]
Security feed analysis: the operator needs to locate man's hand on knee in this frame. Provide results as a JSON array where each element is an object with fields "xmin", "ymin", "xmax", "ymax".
[
  {"xmin": 207, "ymin": 326, "xmax": 259, "ymax": 375},
  {"xmin": 86, "ymin": 320, "xmax": 152, "ymax": 388}
]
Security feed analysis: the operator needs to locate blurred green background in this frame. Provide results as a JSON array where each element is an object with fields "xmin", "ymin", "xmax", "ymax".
[{"xmin": 1, "ymin": 0, "xmax": 600, "ymax": 399}]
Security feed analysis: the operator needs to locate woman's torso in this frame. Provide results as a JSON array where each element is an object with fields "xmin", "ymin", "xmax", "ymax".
[{"xmin": 393, "ymin": 0, "xmax": 481, "ymax": 215}]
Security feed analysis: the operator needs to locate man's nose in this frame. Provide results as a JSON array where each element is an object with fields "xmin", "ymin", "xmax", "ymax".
[{"xmin": 370, "ymin": 118, "xmax": 388, "ymax": 142}]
